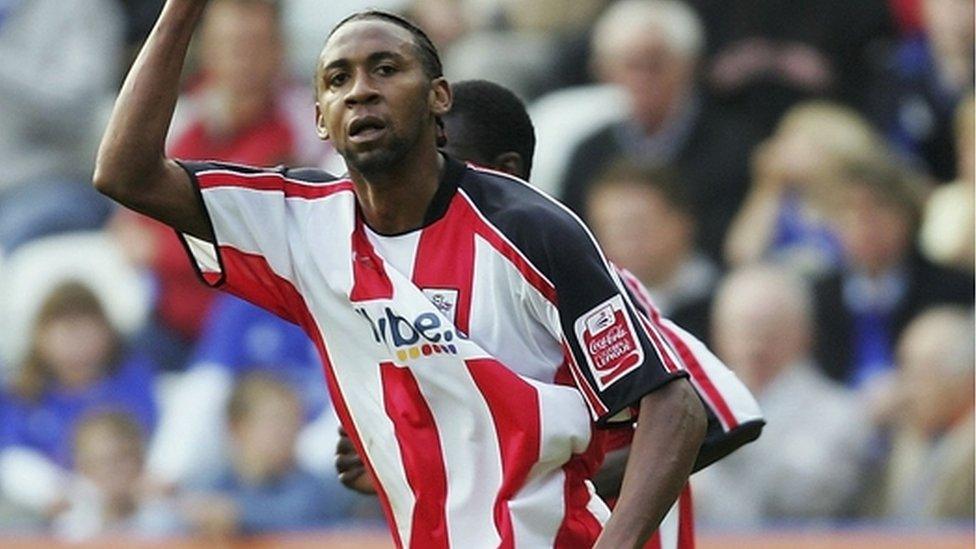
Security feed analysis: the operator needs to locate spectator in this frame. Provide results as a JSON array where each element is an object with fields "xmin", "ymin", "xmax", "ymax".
[
  {"xmin": 689, "ymin": 0, "xmax": 894, "ymax": 133},
  {"xmin": 112, "ymin": 0, "xmax": 333, "ymax": 371},
  {"xmin": 868, "ymin": 0, "xmax": 974, "ymax": 180},
  {"xmin": 876, "ymin": 307, "xmax": 974, "ymax": 522},
  {"xmin": 694, "ymin": 264, "xmax": 873, "ymax": 526},
  {"xmin": 0, "ymin": 0, "xmax": 123, "ymax": 253},
  {"xmin": 558, "ymin": 0, "xmax": 758, "ymax": 260},
  {"xmin": 147, "ymin": 295, "xmax": 327, "ymax": 486},
  {"xmin": 813, "ymin": 155, "xmax": 974, "ymax": 387},
  {"xmin": 724, "ymin": 101, "xmax": 885, "ymax": 276},
  {"xmin": 0, "ymin": 282, "xmax": 157, "ymax": 518},
  {"xmin": 919, "ymin": 95, "xmax": 974, "ymax": 272},
  {"xmin": 53, "ymin": 411, "xmax": 185, "ymax": 541},
  {"xmin": 182, "ymin": 374, "xmax": 360, "ymax": 537},
  {"xmin": 585, "ymin": 161, "xmax": 716, "ymax": 340}
]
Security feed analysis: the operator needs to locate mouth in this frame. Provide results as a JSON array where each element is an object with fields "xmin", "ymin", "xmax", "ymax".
[{"xmin": 348, "ymin": 115, "xmax": 388, "ymax": 143}]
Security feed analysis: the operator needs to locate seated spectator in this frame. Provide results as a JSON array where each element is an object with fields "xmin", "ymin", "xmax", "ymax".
[
  {"xmin": 813, "ymin": 155, "xmax": 973, "ymax": 387},
  {"xmin": 0, "ymin": 0, "xmax": 122, "ymax": 254},
  {"xmin": 875, "ymin": 307, "xmax": 974, "ymax": 522},
  {"xmin": 112, "ymin": 0, "xmax": 336, "ymax": 371},
  {"xmin": 919, "ymin": 95, "xmax": 974, "ymax": 272},
  {"xmin": 585, "ymin": 161, "xmax": 717, "ymax": 340},
  {"xmin": 182, "ymin": 374, "xmax": 360, "ymax": 537},
  {"xmin": 559, "ymin": 0, "xmax": 758, "ymax": 260},
  {"xmin": 0, "ymin": 281, "xmax": 158, "ymax": 517},
  {"xmin": 694, "ymin": 264, "xmax": 873, "ymax": 526},
  {"xmin": 724, "ymin": 101, "xmax": 885, "ymax": 276},
  {"xmin": 147, "ymin": 294, "xmax": 327, "ymax": 486},
  {"xmin": 867, "ymin": 0, "xmax": 974, "ymax": 180},
  {"xmin": 53, "ymin": 411, "xmax": 185, "ymax": 541}
]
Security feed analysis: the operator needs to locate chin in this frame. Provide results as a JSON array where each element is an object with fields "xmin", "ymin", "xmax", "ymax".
[{"xmin": 347, "ymin": 145, "xmax": 409, "ymax": 176}]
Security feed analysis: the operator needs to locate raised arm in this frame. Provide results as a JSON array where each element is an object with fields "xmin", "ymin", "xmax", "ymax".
[{"xmin": 92, "ymin": 0, "xmax": 212, "ymax": 241}]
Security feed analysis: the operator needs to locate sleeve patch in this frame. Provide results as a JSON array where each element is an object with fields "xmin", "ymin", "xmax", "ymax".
[{"xmin": 573, "ymin": 294, "xmax": 645, "ymax": 391}]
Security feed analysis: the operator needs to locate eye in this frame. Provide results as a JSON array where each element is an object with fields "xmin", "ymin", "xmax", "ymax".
[
  {"xmin": 376, "ymin": 64, "xmax": 397, "ymax": 76},
  {"xmin": 328, "ymin": 72, "xmax": 349, "ymax": 88}
]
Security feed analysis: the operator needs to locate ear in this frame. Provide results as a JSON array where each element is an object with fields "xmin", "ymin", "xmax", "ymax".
[
  {"xmin": 493, "ymin": 152, "xmax": 527, "ymax": 180},
  {"xmin": 315, "ymin": 103, "xmax": 329, "ymax": 140},
  {"xmin": 429, "ymin": 77, "xmax": 453, "ymax": 118}
]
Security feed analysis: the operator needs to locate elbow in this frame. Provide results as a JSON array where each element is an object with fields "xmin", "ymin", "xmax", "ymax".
[{"xmin": 92, "ymin": 157, "xmax": 125, "ymax": 198}]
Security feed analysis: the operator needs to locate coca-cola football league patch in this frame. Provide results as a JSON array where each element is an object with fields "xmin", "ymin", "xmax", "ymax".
[{"xmin": 574, "ymin": 295, "xmax": 644, "ymax": 390}]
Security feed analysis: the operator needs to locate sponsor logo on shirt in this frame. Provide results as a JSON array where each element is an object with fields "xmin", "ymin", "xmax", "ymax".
[
  {"xmin": 574, "ymin": 295, "xmax": 644, "ymax": 390},
  {"xmin": 356, "ymin": 306, "xmax": 466, "ymax": 363}
]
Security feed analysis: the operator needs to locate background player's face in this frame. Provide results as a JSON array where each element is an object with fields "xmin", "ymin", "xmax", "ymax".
[{"xmin": 315, "ymin": 20, "xmax": 450, "ymax": 176}]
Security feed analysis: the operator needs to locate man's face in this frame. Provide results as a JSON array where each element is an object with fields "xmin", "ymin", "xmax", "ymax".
[
  {"xmin": 835, "ymin": 185, "xmax": 911, "ymax": 275},
  {"xmin": 601, "ymin": 31, "xmax": 695, "ymax": 131},
  {"xmin": 315, "ymin": 20, "xmax": 450, "ymax": 176},
  {"xmin": 587, "ymin": 181, "xmax": 692, "ymax": 285}
]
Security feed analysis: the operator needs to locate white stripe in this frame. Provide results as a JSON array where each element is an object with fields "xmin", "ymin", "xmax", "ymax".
[
  {"xmin": 411, "ymin": 362, "xmax": 503, "ymax": 547},
  {"xmin": 511, "ymin": 376, "xmax": 595, "ymax": 546}
]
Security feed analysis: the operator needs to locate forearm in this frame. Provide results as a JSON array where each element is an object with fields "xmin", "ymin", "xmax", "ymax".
[
  {"xmin": 93, "ymin": 0, "xmax": 206, "ymax": 192},
  {"xmin": 595, "ymin": 380, "xmax": 706, "ymax": 548}
]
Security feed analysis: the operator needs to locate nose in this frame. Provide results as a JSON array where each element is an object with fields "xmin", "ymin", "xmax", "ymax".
[{"xmin": 344, "ymin": 69, "xmax": 380, "ymax": 107}]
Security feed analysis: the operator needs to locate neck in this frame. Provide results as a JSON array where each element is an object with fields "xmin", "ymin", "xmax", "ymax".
[{"xmin": 351, "ymin": 144, "xmax": 444, "ymax": 234}]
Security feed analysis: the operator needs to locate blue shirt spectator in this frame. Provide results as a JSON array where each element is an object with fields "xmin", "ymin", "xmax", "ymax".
[
  {"xmin": 1, "ymin": 353, "xmax": 157, "ymax": 468},
  {"xmin": 190, "ymin": 294, "xmax": 326, "ymax": 419}
]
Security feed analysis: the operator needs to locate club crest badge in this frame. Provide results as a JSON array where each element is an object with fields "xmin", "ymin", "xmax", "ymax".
[{"xmin": 423, "ymin": 288, "xmax": 459, "ymax": 324}]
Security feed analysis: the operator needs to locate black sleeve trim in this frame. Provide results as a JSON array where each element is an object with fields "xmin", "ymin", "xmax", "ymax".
[
  {"xmin": 594, "ymin": 369, "xmax": 689, "ymax": 428},
  {"xmin": 172, "ymin": 159, "xmax": 227, "ymax": 289},
  {"xmin": 692, "ymin": 418, "xmax": 765, "ymax": 472}
]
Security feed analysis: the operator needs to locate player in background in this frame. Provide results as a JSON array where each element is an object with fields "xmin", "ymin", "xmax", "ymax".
[{"xmin": 93, "ymin": 3, "xmax": 761, "ymax": 547}]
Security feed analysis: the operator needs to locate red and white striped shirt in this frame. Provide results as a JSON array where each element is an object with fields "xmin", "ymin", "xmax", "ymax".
[{"xmin": 176, "ymin": 156, "xmax": 763, "ymax": 548}]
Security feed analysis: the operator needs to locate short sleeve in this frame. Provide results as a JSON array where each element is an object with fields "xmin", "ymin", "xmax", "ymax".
[
  {"xmin": 174, "ymin": 160, "xmax": 339, "ymax": 323},
  {"xmin": 540, "ymin": 214, "xmax": 688, "ymax": 426}
]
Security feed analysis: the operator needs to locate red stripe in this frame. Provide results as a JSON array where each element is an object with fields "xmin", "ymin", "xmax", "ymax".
[
  {"xmin": 212, "ymin": 246, "xmax": 404, "ymax": 547},
  {"xmin": 644, "ymin": 531, "xmax": 663, "ymax": 549},
  {"xmin": 350, "ymin": 218, "xmax": 394, "ymax": 301},
  {"xmin": 637, "ymin": 313, "xmax": 681, "ymax": 374},
  {"xmin": 554, "ymin": 429, "xmax": 608, "ymax": 549},
  {"xmin": 620, "ymin": 269, "xmax": 739, "ymax": 431},
  {"xmin": 198, "ymin": 170, "xmax": 354, "ymax": 199},
  {"xmin": 561, "ymin": 340, "xmax": 609, "ymax": 418},
  {"xmin": 380, "ymin": 363, "xmax": 450, "ymax": 549},
  {"xmin": 411, "ymin": 194, "xmax": 475, "ymax": 333},
  {"xmin": 456, "ymin": 192, "xmax": 558, "ymax": 305},
  {"xmin": 466, "ymin": 358, "xmax": 541, "ymax": 548},
  {"xmin": 677, "ymin": 485, "xmax": 695, "ymax": 549}
]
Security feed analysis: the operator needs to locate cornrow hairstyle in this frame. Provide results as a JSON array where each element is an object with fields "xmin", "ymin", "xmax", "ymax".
[{"xmin": 328, "ymin": 9, "xmax": 443, "ymax": 79}]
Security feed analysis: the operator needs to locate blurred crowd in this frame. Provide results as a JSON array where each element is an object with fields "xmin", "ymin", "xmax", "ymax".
[{"xmin": 0, "ymin": 0, "xmax": 972, "ymax": 541}]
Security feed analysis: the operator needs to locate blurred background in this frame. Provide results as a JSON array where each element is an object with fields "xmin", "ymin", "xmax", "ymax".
[{"xmin": 0, "ymin": 0, "xmax": 972, "ymax": 547}]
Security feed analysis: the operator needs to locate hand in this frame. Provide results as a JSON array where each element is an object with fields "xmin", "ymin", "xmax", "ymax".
[{"xmin": 336, "ymin": 427, "xmax": 377, "ymax": 495}]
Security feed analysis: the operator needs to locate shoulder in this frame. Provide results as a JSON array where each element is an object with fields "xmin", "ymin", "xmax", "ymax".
[
  {"xmin": 459, "ymin": 164, "xmax": 594, "ymax": 248},
  {"xmin": 177, "ymin": 160, "xmax": 346, "ymax": 191}
]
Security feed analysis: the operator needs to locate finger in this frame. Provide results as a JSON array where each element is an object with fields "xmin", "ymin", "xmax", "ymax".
[{"xmin": 336, "ymin": 453, "xmax": 364, "ymax": 473}]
